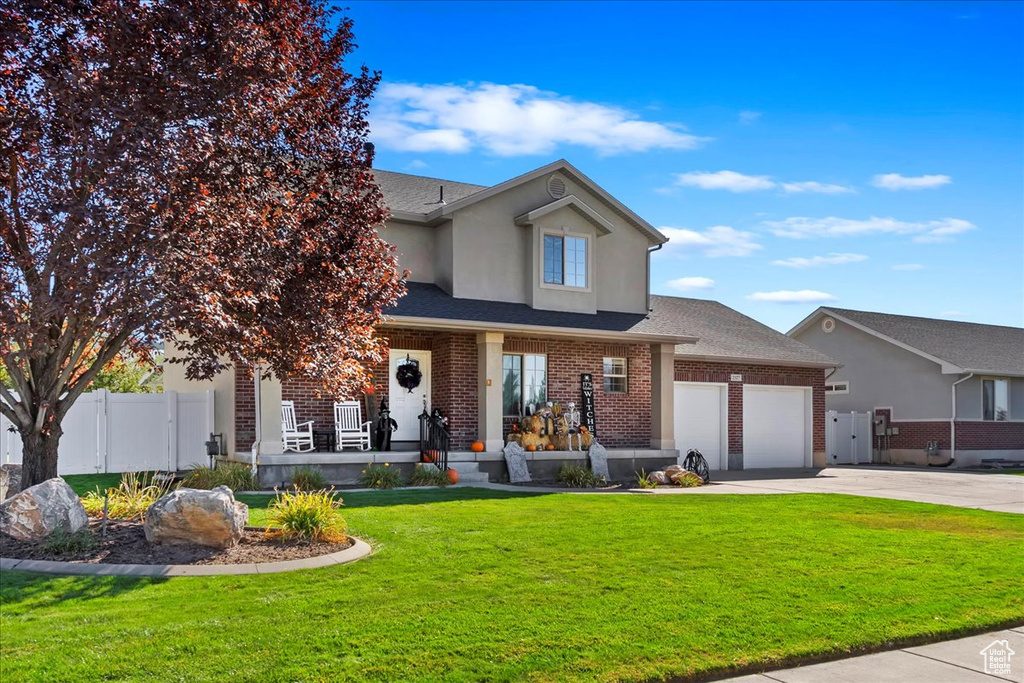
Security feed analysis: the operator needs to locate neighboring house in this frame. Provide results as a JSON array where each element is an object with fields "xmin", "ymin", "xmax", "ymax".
[
  {"xmin": 790, "ymin": 307, "xmax": 1024, "ymax": 467},
  {"xmin": 166, "ymin": 159, "xmax": 835, "ymax": 481}
]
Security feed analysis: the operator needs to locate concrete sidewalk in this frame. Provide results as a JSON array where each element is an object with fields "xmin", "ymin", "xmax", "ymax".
[{"xmin": 727, "ymin": 627, "xmax": 1023, "ymax": 682}]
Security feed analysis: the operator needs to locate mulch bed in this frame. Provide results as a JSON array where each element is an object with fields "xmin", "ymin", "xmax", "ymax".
[{"xmin": 0, "ymin": 518, "xmax": 352, "ymax": 565}]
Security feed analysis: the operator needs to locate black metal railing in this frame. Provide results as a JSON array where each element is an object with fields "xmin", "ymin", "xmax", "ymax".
[{"xmin": 419, "ymin": 409, "xmax": 450, "ymax": 472}]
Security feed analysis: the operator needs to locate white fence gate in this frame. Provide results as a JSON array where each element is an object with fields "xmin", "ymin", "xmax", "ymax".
[
  {"xmin": 1, "ymin": 390, "xmax": 214, "ymax": 475},
  {"xmin": 826, "ymin": 410, "xmax": 872, "ymax": 465}
]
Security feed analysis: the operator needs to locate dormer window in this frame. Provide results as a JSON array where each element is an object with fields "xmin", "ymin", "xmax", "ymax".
[{"xmin": 543, "ymin": 234, "xmax": 588, "ymax": 288}]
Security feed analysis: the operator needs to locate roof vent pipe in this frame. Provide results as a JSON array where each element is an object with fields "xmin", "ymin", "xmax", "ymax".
[{"xmin": 363, "ymin": 141, "xmax": 375, "ymax": 167}]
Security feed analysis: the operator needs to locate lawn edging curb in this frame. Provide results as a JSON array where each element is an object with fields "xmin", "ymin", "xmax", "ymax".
[{"xmin": 0, "ymin": 537, "xmax": 371, "ymax": 577}]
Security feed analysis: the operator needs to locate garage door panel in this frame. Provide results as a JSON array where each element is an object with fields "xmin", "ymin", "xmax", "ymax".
[
  {"xmin": 743, "ymin": 386, "xmax": 808, "ymax": 468},
  {"xmin": 674, "ymin": 383, "xmax": 725, "ymax": 470}
]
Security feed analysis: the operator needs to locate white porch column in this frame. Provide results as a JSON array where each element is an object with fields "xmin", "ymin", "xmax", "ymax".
[
  {"xmin": 256, "ymin": 365, "xmax": 284, "ymax": 455},
  {"xmin": 650, "ymin": 343, "xmax": 676, "ymax": 450},
  {"xmin": 477, "ymin": 331, "xmax": 505, "ymax": 452}
]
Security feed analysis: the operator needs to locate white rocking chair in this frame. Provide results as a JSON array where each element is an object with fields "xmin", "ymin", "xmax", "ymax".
[
  {"xmin": 334, "ymin": 401, "xmax": 372, "ymax": 451},
  {"xmin": 281, "ymin": 400, "xmax": 315, "ymax": 453}
]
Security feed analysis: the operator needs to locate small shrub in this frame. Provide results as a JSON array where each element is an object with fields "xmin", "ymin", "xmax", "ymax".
[
  {"xmin": 675, "ymin": 471, "xmax": 703, "ymax": 488},
  {"xmin": 359, "ymin": 463, "xmax": 402, "ymax": 489},
  {"xmin": 182, "ymin": 461, "xmax": 259, "ymax": 491},
  {"xmin": 43, "ymin": 528, "xmax": 97, "ymax": 554},
  {"xmin": 266, "ymin": 489, "xmax": 347, "ymax": 542},
  {"xmin": 634, "ymin": 469, "xmax": 658, "ymax": 489},
  {"xmin": 408, "ymin": 464, "xmax": 450, "ymax": 488},
  {"xmin": 80, "ymin": 471, "xmax": 176, "ymax": 520},
  {"xmin": 557, "ymin": 463, "xmax": 605, "ymax": 489},
  {"xmin": 290, "ymin": 465, "xmax": 328, "ymax": 491}
]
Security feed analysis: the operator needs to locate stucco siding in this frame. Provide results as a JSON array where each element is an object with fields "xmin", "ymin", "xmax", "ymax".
[
  {"xmin": 379, "ymin": 220, "xmax": 436, "ymax": 284},
  {"xmin": 162, "ymin": 337, "xmax": 237, "ymax": 454},
  {"xmin": 796, "ymin": 319, "xmax": 954, "ymax": 419}
]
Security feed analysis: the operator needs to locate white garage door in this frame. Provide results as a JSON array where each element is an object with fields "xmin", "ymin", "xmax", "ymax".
[
  {"xmin": 743, "ymin": 385, "xmax": 809, "ymax": 468},
  {"xmin": 674, "ymin": 383, "xmax": 727, "ymax": 470}
]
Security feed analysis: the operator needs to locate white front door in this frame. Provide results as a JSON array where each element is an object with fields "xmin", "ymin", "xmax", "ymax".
[
  {"xmin": 674, "ymin": 382, "xmax": 727, "ymax": 470},
  {"xmin": 388, "ymin": 350, "xmax": 431, "ymax": 442},
  {"xmin": 742, "ymin": 385, "xmax": 810, "ymax": 468}
]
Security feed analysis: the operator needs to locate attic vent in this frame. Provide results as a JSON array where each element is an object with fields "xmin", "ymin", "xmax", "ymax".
[
  {"xmin": 822, "ymin": 317, "xmax": 836, "ymax": 334},
  {"xmin": 547, "ymin": 175, "xmax": 567, "ymax": 199}
]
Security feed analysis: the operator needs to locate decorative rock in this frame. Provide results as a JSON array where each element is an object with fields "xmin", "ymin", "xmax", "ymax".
[
  {"xmin": 588, "ymin": 441, "xmax": 610, "ymax": 481},
  {"xmin": 0, "ymin": 477, "xmax": 88, "ymax": 541},
  {"xmin": 647, "ymin": 470, "xmax": 669, "ymax": 485},
  {"xmin": 664, "ymin": 464, "xmax": 687, "ymax": 483},
  {"xmin": 1, "ymin": 464, "xmax": 22, "ymax": 501},
  {"xmin": 144, "ymin": 485, "xmax": 247, "ymax": 548},
  {"xmin": 503, "ymin": 441, "xmax": 532, "ymax": 483}
]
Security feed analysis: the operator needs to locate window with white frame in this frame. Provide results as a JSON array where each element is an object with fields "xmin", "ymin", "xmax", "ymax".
[
  {"xmin": 982, "ymin": 378, "xmax": 1009, "ymax": 421},
  {"xmin": 603, "ymin": 357, "xmax": 627, "ymax": 393},
  {"xmin": 825, "ymin": 381, "xmax": 849, "ymax": 395},
  {"xmin": 502, "ymin": 353, "xmax": 547, "ymax": 416},
  {"xmin": 543, "ymin": 234, "xmax": 587, "ymax": 288}
]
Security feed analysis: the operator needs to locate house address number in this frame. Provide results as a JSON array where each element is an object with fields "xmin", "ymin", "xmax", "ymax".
[{"xmin": 730, "ymin": 374, "xmax": 743, "ymax": 382}]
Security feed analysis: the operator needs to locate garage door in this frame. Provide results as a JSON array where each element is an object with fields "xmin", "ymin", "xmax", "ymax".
[
  {"xmin": 742, "ymin": 385, "xmax": 809, "ymax": 468},
  {"xmin": 674, "ymin": 383, "xmax": 726, "ymax": 470}
]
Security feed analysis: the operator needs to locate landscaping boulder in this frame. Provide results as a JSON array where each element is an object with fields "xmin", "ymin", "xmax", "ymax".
[
  {"xmin": 0, "ymin": 463, "xmax": 23, "ymax": 501},
  {"xmin": 647, "ymin": 470, "xmax": 669, "ymax": 485},
  {"xmin": 0, "ymin": 477, "xmax": 88, "ymax": 541},
  {"xmin": 144, "ymin": 485, "xmax": 247, "ymax": 548},
  {"xmin": 664, "ymin": 465, "xmax": 687, "ymax": 483}
]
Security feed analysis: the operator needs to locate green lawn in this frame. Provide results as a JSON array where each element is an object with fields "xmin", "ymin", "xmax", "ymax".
[{"xmin": 2, "ymin": 486, "xmax": 1023, "ymax": 682}]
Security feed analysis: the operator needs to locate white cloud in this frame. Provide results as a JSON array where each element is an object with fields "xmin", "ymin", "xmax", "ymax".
[
  {"xmin": 747, "ymin": 290, "xmax": 838, "ymax": 304},
  {"xmin": 666, "ymin": 276, "xmax": 715, "ymax": 291},
  {"xmin": 780, "ymin": 181, "xmax": 855, "ymax": 194},
  {"xmin": 658, "ymin": 225, "xmax": 763, "ymax": 258},
  {"xmin": 762, "ymin": 216, "xmax": 977, "ymax": 243},
  {"xmin": 892, "ymin": 263, "xmax": 926, "ymax": 271},
  {"xmin": 739, "ymin": 110, "xmax": 762, "ymax": 124},
  {"xmin": 771, "ymin": 253, "xmax": 868, "ymax": 268},
  {"xmin": 403, "ymin": 159, "xmax": 429, "ymax": 171},
  {"xmin": 871, "ymin": 173, "xmax": 952, "ymax": 190},
  {"xmin": 673, "ymin": 170, "xmax": 775, "ymax": 192},
  {"xmin": 371, "ymin": 82, "xmax": 706, "ymax": 156}
]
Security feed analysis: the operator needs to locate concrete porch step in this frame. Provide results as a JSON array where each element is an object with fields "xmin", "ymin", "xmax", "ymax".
[{"xmin": 424, "ymin": 461, "xmax": 491, "ymax": 483}]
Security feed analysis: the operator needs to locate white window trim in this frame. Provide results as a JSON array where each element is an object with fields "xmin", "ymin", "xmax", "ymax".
[
  {"xmin": 502, "ymin": 352, "xmax": 548, "ymax": 417},
  {"xmin": 981, "ymin": 376, "xmax": 1011, "ymax": 422},
  {"xmin": 603, "ymin": 357, "xmax": 628, "ymax": 394},
  {"xmin": 825, "ymin": 380, "xmax": 850, "ymax": 395},
  {"xmin": 539, "ymin": 229, "xmax": 592, "ymax": 293}
]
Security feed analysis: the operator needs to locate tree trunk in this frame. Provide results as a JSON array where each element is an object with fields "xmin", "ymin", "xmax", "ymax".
[{"xmin": 20, "ymin": 427, "xmax": 62, "ymax": 489}]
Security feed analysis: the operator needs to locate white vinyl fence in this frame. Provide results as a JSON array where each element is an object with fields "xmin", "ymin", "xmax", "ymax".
[
  {"xmin": 826, "ymin": 410, "xmax": 872, "ymax": 465},
  {"xmin": 1, "ymin": 390, "xmax": 214, "ymax": 475}
]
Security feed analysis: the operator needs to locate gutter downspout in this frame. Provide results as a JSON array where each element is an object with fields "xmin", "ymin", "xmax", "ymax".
[
  {"xmin": 251, "ymin": 363, "xmax": 262, "ymax": 475},
  {"xmin": 940, "ymin": 372, "xmax": 973, "ymax": 468},
  {"xmin": 646, "ymin": 243, "xmax": 663, "ymax": 312}
]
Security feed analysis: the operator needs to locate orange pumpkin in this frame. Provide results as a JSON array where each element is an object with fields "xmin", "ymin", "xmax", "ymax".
[
  {"xmin": 446, "ymin": 468, "xmax": 460, "ymax": 485},
  {"xmin": 545, "ymin": 444, "xmax": 556, "ymax": 451},
  {"xmin": 526, "ymin": 444, "xmax": 537, "ymax": 452},
  {"xmin": 423, "ymin": 450, "xmax": 436, "ymax": 463},
  {"xmin": 470, "ymin": 441, "xmax": 485, "ymax": 453}
]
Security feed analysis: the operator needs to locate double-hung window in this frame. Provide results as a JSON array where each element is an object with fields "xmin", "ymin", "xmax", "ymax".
[
  {"xmin": 603, "ymin": 357, "xmax": 627, "ymax": 393},
  {"xmin": 982, "ymin": 378, "xmax": 1010, "ymax": 421},
  {"xmin": 543, "ymin": 234, "xmax": 587, "ymax": 288},
  {"xmin": 502, "ymin": 353, "xmax": 547, "ymax": 416}
]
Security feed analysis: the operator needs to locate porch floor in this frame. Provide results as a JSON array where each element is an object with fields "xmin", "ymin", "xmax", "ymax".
[{"xmin": 249, "ymin": 448, "xmax": 679, "ymax": 466}]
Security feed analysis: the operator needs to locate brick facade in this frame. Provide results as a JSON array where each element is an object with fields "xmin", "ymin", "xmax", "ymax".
[
  {"xmin": 873, "ymin": 407, "xmax": 1024, "ymax": 451},
  {"xmin": 674, "ymin": 360, "xmax": 826, "ymax": 455}
]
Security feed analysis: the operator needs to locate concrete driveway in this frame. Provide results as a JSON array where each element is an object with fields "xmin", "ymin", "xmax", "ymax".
[{"xmin": 691, "ymin": 466, "xmax": 1024, "ymax": 513}]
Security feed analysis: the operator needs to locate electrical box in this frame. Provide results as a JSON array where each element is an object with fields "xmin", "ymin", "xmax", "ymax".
[
  {"xmin": 874, "ymin": 414, "xmax": 888, "ymax": 436},
  {"xmin": 888, "ymin": 426, "xmax": 899, "ymax": 436}
]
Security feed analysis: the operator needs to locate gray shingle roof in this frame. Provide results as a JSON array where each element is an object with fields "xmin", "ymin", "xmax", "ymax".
[
  {"xmin": 641, "ymin": 295, "xmax": 838, "ymax": 366},
  {"xmin": 824, "ymin": 308, "xmax": 1024, "ymax": 375},
  {"xmin": 371, "ymin": 169, "xmax": 486, "ymax": 214}
]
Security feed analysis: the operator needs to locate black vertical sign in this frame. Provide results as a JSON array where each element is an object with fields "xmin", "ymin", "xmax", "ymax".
[{"xmin": 580, "ymin": 373, "xmax": 597, "ymax": 436}]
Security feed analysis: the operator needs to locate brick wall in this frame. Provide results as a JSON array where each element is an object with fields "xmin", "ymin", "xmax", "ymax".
[
  {"xmin": 501, "ymin": 336, "xmax": 652, "ymax": 448},
  {"xmin": 236, "ymin": 366, "xmax": 256, "ymax": 451},
  {"xmin": 957, "ymin": 421, "xmax": 1024, "ymax": 450},
  {"xmin": 674, "ymin": 360, "xmax": 826, "ymax": 455},
  {"xmin": 873, "ymin": 408, "xmax": 950, "ymax": 450}
]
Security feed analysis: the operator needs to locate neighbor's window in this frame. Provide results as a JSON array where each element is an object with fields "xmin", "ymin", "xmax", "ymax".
[
  {"xmin": 825, "ymin": 381, "xmax": 850, "ymax": 395},
  {"xmin": 603, "ymin": 357, "xmax": 627, "ymax": 393},
  {"xmin": 503, "ymin": 353, "xmax": 547, "ymax": 416},
  {"xmin": 543, "ymin": 234, "xmax": 587, "ymax": 288},
  {"xmin": 983, "ymin": 378, "xmax": 1009, "ymax": 421}
]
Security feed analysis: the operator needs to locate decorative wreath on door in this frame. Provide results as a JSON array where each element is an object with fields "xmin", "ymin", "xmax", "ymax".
[{"xmin": 396, "ymin": 356, "xmax": 422, "ymax": 393}]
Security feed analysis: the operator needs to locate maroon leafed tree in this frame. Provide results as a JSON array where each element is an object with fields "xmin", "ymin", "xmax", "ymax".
[{"xmin": 0, "ymin": 0, "xmax": 405, "ymax": 487}]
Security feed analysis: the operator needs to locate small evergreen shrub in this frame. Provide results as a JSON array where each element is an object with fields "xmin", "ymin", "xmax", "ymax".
[
  {"xmin": 557, "ymin": 464, "xmax": 605, "ymax": 488},
  {"xmin": 266, "ymin": 489, "xmax": 347, "ymax": 542},
  {"xmin": 359, "ymin": 463, "xmax": 402, "ymax": 489},
  {"xmin": 290, "ymin": 465, "xmax": 328, "ymax": 491},
  {"xmin": 408, "ymin": 465, "xmax": 450, "ymax": 487},
  {"xmin": 43, "ymin": 528, "xmax": 97, "ymax": 554},
  {"xmin": 80, "ymin": 471, "xmax": 176, "ymax": 520},
  {"xmin": 182, "ymin": 461, "xmax": 259, "ymax": 491}
]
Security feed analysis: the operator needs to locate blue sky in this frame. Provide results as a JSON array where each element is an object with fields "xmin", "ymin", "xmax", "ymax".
[{"xmin": 343, "ymin": 1, "xmax": 1023, "ymax": 332}]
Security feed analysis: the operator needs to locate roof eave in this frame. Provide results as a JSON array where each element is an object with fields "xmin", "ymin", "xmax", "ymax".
[{"xmin": 674, "ymin": 352, "xmax": 839, "ymax": 369}]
